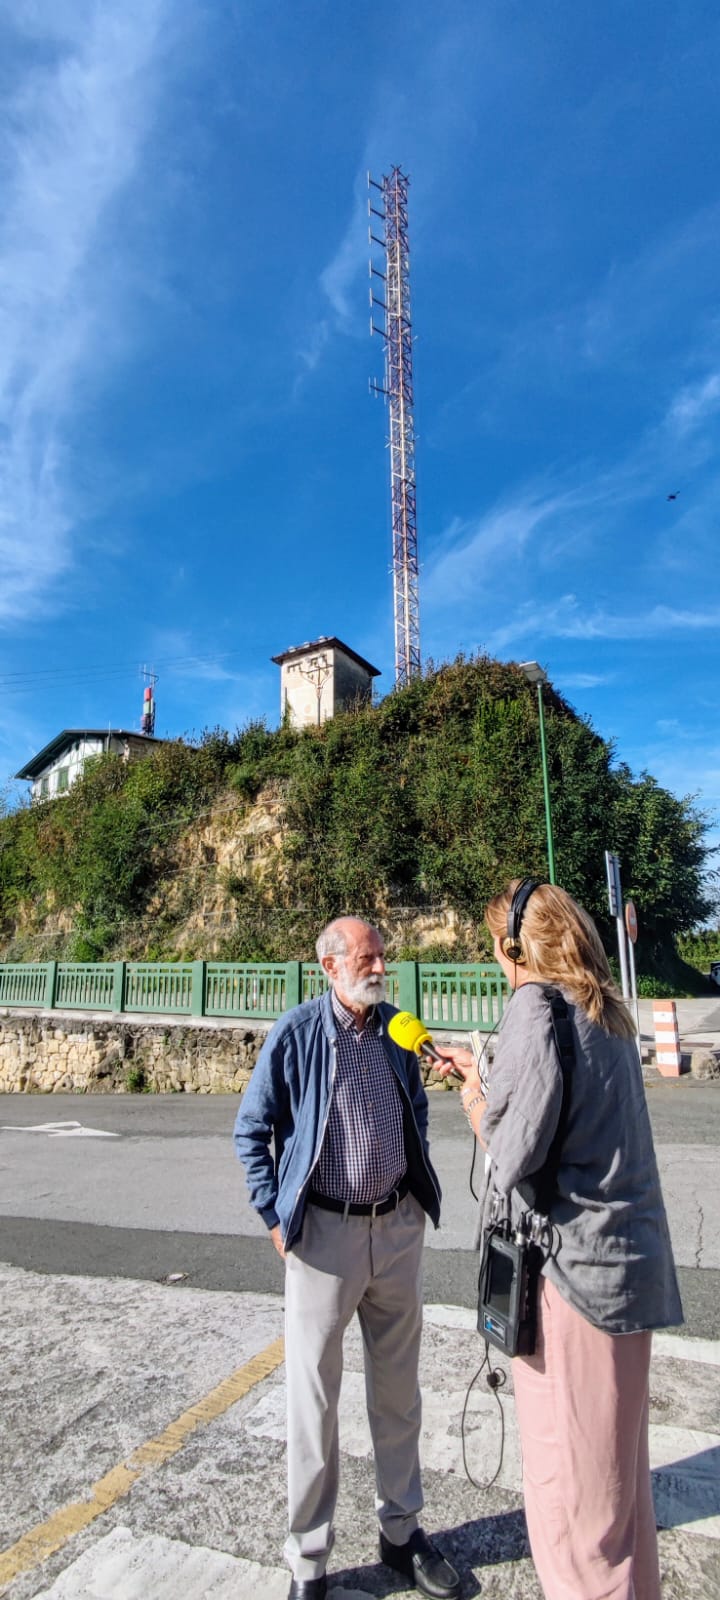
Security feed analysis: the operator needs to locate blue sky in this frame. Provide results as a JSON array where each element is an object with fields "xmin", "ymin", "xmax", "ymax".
[{"xmin": 1, "ymin": 0, "xmax": 719, "ymax": 862}]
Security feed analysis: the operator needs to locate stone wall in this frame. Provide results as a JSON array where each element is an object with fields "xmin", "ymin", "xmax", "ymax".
[
  {"xmin": 0, "ymin": 1011, "xmax": 271, "ymax": 1095},
  {"xmin": 0, "ymin": 1008, "xmax": 456, "ymax": 1095}
]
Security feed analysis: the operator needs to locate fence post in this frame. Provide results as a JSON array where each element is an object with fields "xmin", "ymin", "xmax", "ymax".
[
  {"xmin": 396, "ymin": 961, "xmax": 419, "ymax": 1016},
  {"xmin": 45, "ymin": 961, "xmax": 58, "ymax": 1009},
  {"xmin": 191, "ymin": 960, "xmax": 207, "ymax": 1019},
  {"xmin": 286, "ymin": 962, "xmax": 302, "ymax": 1010},
  {"xmin": 112, "ymin": 962, "xmax": 126, "ymax": 1013}
]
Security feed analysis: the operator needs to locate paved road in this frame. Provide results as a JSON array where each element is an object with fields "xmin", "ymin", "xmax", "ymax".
[
  {"xmin": 1, "ymin": 1086, "xmax": 718, "ymax": 1333},
  {"xmin": 1, "ymin": 1083, "xmax": 719, "ymax": 1599}
]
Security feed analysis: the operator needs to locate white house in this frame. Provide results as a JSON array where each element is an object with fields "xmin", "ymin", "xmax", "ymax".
[
  {"xmin": 271, "ymin": 637, "xmax": 381, "ymax": 729},
  {"xmin": 15, "ymin": 729, "xmax": 163, "ymax": 802}
]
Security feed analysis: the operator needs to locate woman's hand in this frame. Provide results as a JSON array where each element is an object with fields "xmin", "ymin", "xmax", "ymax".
[{"xmin": 434, "ymin": 1046, "xmax": 481, "ymax": 1094}]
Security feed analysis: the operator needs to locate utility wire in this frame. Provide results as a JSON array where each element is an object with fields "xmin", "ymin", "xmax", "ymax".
[{"xmin": 0, "ymin": 648, "xmax": 250, "ymax": 691}]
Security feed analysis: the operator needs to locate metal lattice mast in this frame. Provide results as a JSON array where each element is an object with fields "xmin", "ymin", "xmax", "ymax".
[{"xmin": 369, "ymin": 166, "xmax": 421, "ymax": 687}]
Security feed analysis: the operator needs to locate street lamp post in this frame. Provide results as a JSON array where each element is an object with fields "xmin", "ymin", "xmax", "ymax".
[{"xmin": 519, "ymin": 661, "xmax": 556, "ymax": 885}]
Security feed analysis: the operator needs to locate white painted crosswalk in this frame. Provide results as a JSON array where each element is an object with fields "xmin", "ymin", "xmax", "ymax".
[{"xmin": 34, "ymin": 1527, "xmax": 290, "ymax": 1600}]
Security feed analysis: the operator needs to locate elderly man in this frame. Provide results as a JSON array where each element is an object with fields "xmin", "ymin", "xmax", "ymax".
[{"xmin": 234, "ymin": 917, "xmax": 460, "ymax": 1600}]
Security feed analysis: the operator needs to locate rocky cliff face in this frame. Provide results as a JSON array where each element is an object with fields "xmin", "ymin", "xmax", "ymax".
[
  {"xmin": 1, "ymin": 782, "xmax": 471, "ymax": 963},
  {"xmin": 139, "ymin": 786, "xmax": 290, "ymax": 956},
  {"xmin": 132, "ymin": 784, "xmax": 476, "ymax": 959}
]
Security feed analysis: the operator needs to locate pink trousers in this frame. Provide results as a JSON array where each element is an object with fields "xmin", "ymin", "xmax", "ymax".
[{"xmin": 512, "ymin": 1278, "xmax": 661, "ymax": 1600}]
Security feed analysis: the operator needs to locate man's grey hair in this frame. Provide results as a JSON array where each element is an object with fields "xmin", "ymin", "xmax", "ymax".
[
  {"xmin": 315, "ymin": 917, "xmax": 380, "ymax": 964},
  {"xmin": 316, "ymin": 921, "xmax": 349, "ymax": 963}
]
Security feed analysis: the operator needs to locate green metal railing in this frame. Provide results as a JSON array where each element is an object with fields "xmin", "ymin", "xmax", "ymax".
[
  {"xmin": 419, "ymin": 963, "xmax": 506, "ymax": 1028},
  {"xmin": 55, "ymin": 963, "xmax": 117, "ymax": 1011},
  {"xmin": 123, "ymin": 963, "xmax": 195, "ymax": 1015},
  {"xmin": 205, "ymin": 962, "xmax": 292, "ymax": 1020},
  {"xmin": 0, "ymin": 962, "xmax": 50, "ymax": 1008},
  {"xmin": 0, "ymin": 958, "xmax": 508, "ymax": 1032}
]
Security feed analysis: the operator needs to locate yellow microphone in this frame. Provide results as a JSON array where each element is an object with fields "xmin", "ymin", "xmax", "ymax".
[{"xmin": 387, "ymin": 1011, "xmax": 463, "ymax": 1077}]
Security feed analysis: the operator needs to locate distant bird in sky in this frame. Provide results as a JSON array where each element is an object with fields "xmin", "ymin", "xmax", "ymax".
[{"xmin": 667, "ymin": 491, "xmax": 680, "ymax": 500}]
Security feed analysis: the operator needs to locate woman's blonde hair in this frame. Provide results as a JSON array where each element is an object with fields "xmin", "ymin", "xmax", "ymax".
[{"xmin": 486, "ymin": 879, "xmax": 636, "ymax": 1039}]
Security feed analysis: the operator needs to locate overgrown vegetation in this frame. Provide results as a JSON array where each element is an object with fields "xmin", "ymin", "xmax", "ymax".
[
  {"xmin": 677, "ymin": 926, "xmax": 720, "ymax": 974},
  {"xmin": 0, "ymin": 656, "xmax": 715, "ymax": 985}
]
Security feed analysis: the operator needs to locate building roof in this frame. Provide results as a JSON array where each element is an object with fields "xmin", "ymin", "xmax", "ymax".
[
  {"xmin": 271, "ymin": 636, "xmax": 381, "ymax": 676},
  {"xmin": 15, "ymin": 729, "xmax": 163, "ymax": 781}
]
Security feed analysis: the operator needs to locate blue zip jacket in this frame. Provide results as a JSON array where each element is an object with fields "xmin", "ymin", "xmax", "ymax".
[{"xmin": 233, "ymin": 990, "xmax": 442, "ymax": 1250}]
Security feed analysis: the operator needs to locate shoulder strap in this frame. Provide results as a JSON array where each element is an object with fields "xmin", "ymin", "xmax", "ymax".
[{"xmin": 516, "ymin": 986, "xmax": 575, "ymax": 1216}]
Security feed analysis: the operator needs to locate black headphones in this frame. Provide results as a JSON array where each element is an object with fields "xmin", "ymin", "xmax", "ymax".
[{"xmin": 502, "ymin": 877, "xmax": 541, "ymax": 962}]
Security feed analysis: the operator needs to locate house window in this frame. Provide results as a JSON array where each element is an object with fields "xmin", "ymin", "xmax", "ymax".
[
  {"xmin": 40, "ymin": 777, "xmax": 49, "ymax": 797},
  {"xmin": 56, "ymin": 767, "xmax": 70, "ymax": 793}
]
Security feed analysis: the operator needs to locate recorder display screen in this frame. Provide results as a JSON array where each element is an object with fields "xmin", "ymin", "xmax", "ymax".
[{"xmin": 486, "ymin": 1247, "xmax": 514, "ymax": 1317}]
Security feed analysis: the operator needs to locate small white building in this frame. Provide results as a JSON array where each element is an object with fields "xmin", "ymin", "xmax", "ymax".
[
  {"xmin": 16, "ymin": 729, "xmax": 163, "ymax": 802},
  {"xmin": 272, "ymin": 637, "xmax": 381, "ymax": 729}
]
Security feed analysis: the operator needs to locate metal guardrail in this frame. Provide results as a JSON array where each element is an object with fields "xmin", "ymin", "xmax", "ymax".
[
  {"xmin": 0, "ymin": 958, "xmax": 508, "ymax": 1032},
  {"xmin": 419, "ymin": 963, "xmax": 506, "ymax": 1028},
  {"xmin": 55, "ymin": 963, "xmax": 116, "ymax": 1011},
  {"xmin": 205, "ymin": 963, "xmax": 290, "ymax": 1020},
  {"xmin": 123, "ymin": 963, "xmax": 194, "ymax": 1015},
  {"xmin": 0, "ymin": 962, "xmax": 49, "ymax": 1008}
]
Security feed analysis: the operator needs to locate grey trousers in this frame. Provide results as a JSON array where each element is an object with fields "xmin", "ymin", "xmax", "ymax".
[{"xmin": 283, "ymin": 1191, "xmax": 426, "ymax": 1579}]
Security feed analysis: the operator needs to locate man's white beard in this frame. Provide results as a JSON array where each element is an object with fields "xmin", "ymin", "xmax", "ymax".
[{"xmin": 335, "ymin": 963, "xmax": 386, "ymax": 1007}]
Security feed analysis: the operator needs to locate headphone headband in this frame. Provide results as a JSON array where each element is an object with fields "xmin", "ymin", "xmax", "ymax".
[{"xmin": 502, "ymin": 877, "xmax": 541, "ymax": 962}]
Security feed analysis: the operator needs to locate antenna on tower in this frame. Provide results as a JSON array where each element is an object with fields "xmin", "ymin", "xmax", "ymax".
[
  {"xmin": 140, "ymin": 667, "xmax": 157, "ymax": 736},
  {"xmin": 368, "ymin": 165, "xmax": 421, "ymax": 688}
]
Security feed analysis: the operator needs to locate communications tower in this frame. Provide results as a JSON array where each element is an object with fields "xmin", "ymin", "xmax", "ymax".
[
  {"xmin": 140, "ymin": 668, "xmax": 157, "ymax": 736},
  {"xmin": 368, "ymin": 166, "xmax": 421, "ymax": 687}
]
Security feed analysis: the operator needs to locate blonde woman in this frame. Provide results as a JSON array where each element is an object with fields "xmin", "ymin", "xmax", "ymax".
[{"xmin": 437, "ymin": 879, "xmax": 682, "ymax": 1600}]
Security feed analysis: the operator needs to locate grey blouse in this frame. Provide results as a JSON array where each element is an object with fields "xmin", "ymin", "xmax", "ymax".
[{"xmin": 481, "ymin": 982, "xmax": 683, "ymax": 1334}]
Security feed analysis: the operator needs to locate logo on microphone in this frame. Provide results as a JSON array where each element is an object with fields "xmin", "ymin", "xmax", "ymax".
[{"xmin": 387, "ymin": 1011, "xmax": 441, "ymax": 1061}]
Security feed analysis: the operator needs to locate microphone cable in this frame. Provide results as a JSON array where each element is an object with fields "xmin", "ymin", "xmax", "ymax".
[{"xmin": 460, "ymin": 1341, "xmax": 508, "ymax": 1491}]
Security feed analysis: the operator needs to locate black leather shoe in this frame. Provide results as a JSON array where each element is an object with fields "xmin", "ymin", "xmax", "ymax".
[
  {"xmin": 288, "ymin": 1579, "xmax": 327, "ymax": 1600},
  {"xmin": 379, "ymin": 1529, "xmax": 460, "ymax": 1600}
]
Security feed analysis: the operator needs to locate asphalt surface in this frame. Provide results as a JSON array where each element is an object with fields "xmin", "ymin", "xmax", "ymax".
[
  {"xmin": 1, "ymin": 1077, "xmax": 719, "ymax": 1599},
  {"xmin": 0, "ymin": 1084, "xmax": 718, "ymax": 1335}
]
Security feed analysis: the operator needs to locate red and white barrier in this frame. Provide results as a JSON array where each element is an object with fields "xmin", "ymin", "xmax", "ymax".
[{"xmin": 652, "ymin": 1000, "xmax": 684, "ymax": 1076}]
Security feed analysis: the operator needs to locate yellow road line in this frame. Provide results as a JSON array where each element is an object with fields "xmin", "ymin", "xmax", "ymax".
[{"xmin": 0, "ymin": 1336, "xmax": 285, "ymax": 1592}]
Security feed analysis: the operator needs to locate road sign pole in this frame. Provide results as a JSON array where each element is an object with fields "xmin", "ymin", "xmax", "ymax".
[
  {"xmin": 616, "ymin": 915, "xmax": 630, "ymax": 999},
  {"xmin": 626, "ymin": 931, "xmax": 641, "ymax": 1059},
  {"xmin": 624, "ymin": 899, "xmax": 641, "ymax": 1060},
  {"xmin": 605, "ymin": 850, "xmax": 630, "ymax": 998}
]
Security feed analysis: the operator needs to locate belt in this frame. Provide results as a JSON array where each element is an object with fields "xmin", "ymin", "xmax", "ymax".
[{"xmin": 307, "ymin": 1175, "xmax": 410, "ymax": 1218}]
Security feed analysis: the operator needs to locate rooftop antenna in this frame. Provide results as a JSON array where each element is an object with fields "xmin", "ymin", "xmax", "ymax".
[
  {"xmin": 140, "ymin": 667, "xmax": 157, "ymax": 736},
  {"xmin": 368, "ymin": 165, "xmax": 421, "ymax": 688}
]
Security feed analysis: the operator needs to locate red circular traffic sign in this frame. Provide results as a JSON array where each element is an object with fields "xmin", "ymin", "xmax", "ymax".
[{"xmin": 625, "ymin": 901, "xmax": 638, "ymax": 944}]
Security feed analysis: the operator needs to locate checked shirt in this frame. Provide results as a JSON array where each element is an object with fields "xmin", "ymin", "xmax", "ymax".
[{"xmin": 312, "ymin": 989, "xmax": 407, "ymax": 1204}]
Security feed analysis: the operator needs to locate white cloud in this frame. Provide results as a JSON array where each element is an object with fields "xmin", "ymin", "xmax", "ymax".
[
  {"xmin": 423, "ymin": 487, "xmax": 588, "ymax": 612},
  {"xmin": 579, "ymin": 204, "xmax": 720, "ymax": 368},
  {"xmin": 319, "ymin": 177, "xmax": 369, "ymax": 330},
  {"xmin": 295, "ymin": 319, "xmax": 331, "ymax": 375},
  {"xmin": 290, "ymin": 173, "xmax": 369, "ymax": 397},
  {"xmin": 557, "ymin": 672, "xmax": 612, "ymax": 690},
  {"xmin": 0, "ymin": 0, "xmax": 170, "ymax": 626},
  {"xmin": 666, "ymin": 371, "xmax": 720, "ymax": 437},
  {"xmin": 487, "ymin": 595, "xmax": 720, "ymax": 652}
]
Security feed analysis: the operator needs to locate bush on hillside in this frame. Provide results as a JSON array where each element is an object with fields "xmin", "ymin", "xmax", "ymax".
[{"xmin": 0, "ymin": 656, "xmax": 714, "ymax": 970}]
